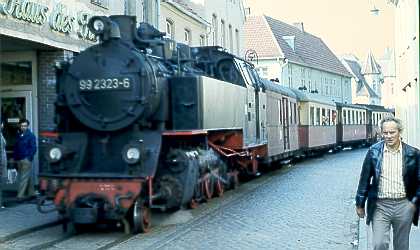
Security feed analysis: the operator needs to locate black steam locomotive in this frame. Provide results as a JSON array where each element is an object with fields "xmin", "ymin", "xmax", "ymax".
[
  {"xmin": 38, "ymin": 15, "xmax": 393, "ymax": 234},
  {"xmin": 38, "ymin": 15, "xmax": 266, "ymax": 233}
]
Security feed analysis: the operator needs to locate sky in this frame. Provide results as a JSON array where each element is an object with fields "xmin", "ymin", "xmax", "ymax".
[{"xmin": 244, "ymin": 0, "xmax": 395, "ymax": 61}]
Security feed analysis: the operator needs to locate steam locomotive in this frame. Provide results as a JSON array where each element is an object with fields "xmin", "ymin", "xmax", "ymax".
[{"xmin": 37, "ymin": 15, "xmax": 392, "ymax": 234}]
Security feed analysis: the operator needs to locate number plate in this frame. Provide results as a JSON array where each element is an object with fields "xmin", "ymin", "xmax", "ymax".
[{"xmin": 78, "ymin": 78, "xmax": 132, "ymax": 92}]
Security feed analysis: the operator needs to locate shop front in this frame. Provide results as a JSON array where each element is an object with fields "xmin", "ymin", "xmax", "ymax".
[{"xmin": 0, "ymin": 0, "xmax": 112, "ymax": 196}]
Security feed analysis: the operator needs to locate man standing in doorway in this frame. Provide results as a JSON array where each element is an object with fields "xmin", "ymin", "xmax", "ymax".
[
  {"xmin": 355, "ymin": 116, "xmax": 420, "ymax": 250},
  {"xmin": 14, "ymin": 118, "xmax": 37, "ymax": 201}
]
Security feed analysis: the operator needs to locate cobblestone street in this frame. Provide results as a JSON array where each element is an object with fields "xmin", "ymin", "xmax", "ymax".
[
  {"xmin": 2, "ymin": 148, "xmax": 419, "ymax": 250},
  {"xmin": 104, "ymin": 148, "xmax": 415, "ymax": 250}
]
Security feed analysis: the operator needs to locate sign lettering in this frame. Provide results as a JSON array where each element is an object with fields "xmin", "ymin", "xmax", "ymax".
[{"xmin": 0, "ymin": 0, "xmax": 100, "ymax": 42}]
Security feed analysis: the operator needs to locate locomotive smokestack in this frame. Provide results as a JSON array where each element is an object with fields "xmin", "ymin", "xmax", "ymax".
[{"xmin": 110, "ymin": 15, "xmax": 137, "ymax": 43}]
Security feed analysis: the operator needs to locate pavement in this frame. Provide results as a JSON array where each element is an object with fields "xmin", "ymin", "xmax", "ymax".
[{"xmin": 0, "ymin": 197, "xmax": 59, "ymax": 243}]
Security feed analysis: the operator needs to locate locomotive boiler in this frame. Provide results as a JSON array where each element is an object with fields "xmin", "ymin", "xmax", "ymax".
[{"xmin": 38, "ymin": 15, "xmax": 266, "ymax": 233}]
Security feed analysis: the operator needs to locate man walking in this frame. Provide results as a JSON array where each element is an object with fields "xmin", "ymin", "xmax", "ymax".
[
  {"xmin": 14, "ymin": 118, "xmax": 37, "ymax": 201},
  {"xmin": 355, "ymin": 116, "xmax": 420, "ymax": 250}
]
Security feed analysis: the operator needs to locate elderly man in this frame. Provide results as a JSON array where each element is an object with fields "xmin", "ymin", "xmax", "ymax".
[{"xmin": 355, "ymin": 116, "xmax": 420, "ymax": 250}]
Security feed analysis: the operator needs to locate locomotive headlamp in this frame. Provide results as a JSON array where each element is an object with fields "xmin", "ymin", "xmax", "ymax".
[
  {"xmin": 122, "ymin": 144, "xmax": 141, "ymax": 165},
  {"xmin": 48, "ymin": 147, "xmax": 63, "ymax": 163},
  {"xmin": 88, "ymin": 16, "xmax": 111, "ymax": 36},
  {"xmin": 92, "ymin": 19, "xmax": 105, "ymax": 33}
]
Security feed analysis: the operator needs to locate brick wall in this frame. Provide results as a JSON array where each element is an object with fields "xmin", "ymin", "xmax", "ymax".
[{"xmin": 37, "ymin": 50, "xmax": 74, "ymax": 131}]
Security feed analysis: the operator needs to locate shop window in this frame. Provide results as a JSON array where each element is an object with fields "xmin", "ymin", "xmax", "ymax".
[{"xmin": 1, "ymin": 62, "xmax": 32, "ymax": 86}]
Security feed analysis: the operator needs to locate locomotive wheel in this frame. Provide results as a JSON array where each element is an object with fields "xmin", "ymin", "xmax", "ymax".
[
  {"xmin": 203, "ymin": 175, "xmax": 214, "ymax": 200},
  {"xmin": 189, "ymin": 181, "xmax": 202, "ymax": 209},
  {"xmin": 131, "ymin": 198, "xmax": 151, "ymax": 234}
]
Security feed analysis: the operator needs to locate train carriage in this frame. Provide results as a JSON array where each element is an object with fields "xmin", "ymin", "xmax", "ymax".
[
  {"xmin": 261, "ymin": 79, "xmax": 299, "ymax": 161},
  {"xmin": 293, "ymin": 90, "xmax": 337, "ymax": 152},
  {"xmin": 335, "ymin": 103, "xmax": 368, "ymax": 148},
  {"xmin": 356, "ymin": 104, "xmax": 394, "ymax": 144}
]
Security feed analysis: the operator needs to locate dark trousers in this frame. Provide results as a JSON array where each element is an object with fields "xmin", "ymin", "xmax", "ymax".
[{"xmin": 17, "ymin": 159, "xmax": 34, "ymax": 198}]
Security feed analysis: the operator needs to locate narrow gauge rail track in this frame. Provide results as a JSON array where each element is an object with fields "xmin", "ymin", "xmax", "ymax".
[
  {"xmin": 0, "ymin": 219, "xmax": 62, "ymax": 244},
  {"xmin": 0, "ymin": 222, "xmax": 132, "ymax": 250}
]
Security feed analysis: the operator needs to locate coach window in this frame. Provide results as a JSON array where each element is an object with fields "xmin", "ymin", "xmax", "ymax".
[
  {"xmin": 342, "ymin": 109, "xmax": 346, "ymax": 125},
  {"xmin": 356, "ymin": 111, "xmax": 359, "ymax": 124},
  {"xmin": 316, "ymin": 107, "xmax": 321, "ymax": 126},
  {"xmin": 321, "ymin": 108, "xmax": 327, "ymax": 126},
  {"xmin": 294, "ymin": 103, "xmax": 297, "ymax": 124},
  {"xmin": 277, "ymin": 100, "xmax": 281, "ymax": 125},
  {"xmin": 310, "ymin": 106, "xmax": 314, "ymax": 125},
  {"xmin": 279, "ymin": 100, "xmax": 282, "ymax": 124},
  {"xmin": 327, "ymin": 109, "xmax": 331, "ymax": 125},
  {"xmin": 347, "ymin": 110, "xmax": 351, "ymax": 124},
  {"xmin": 332, "ymin": 110, "xmax": 337, "ymax": 125},
  {"xmin": 290, "ymin": 101, "xmax": 293, "ymax": 124}
]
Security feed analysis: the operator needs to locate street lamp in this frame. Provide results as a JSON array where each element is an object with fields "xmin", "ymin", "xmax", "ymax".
[{"xmin": 369, "ymin": 0, "xmax": 380, "ymax": 15}]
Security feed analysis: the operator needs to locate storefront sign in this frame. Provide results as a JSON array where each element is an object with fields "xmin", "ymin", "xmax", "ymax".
[{"xmin": 0, "ymin": 0, "xmax": 98, "ymax": 42}]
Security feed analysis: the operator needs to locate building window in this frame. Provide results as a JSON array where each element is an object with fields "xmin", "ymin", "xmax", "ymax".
[
  {"xmin": 166, "ymin": 19, "xmax": 174, "ymax": 39},
  {"xmin": 184, "ymin": 29, "xmax": 191, "ymax": 45},
  {"xmin": 229, "ymin": 24, "xmax": 233, "ymax": 52},
  {"xmin": 212, "ymin": 14, "xmax": 218, "ymax": 46},
  {"xmin": 220, "ymin": 20, "xmax": 226, "ymax": 47},
  {"xmin": 199, "ymin": 35, "xmax": 206, "ymax": 46},
  {"xmin": 257, "ymin": 67, "xmax": 268, "ymax": 77},
  {"xmin": 235, "ymin": 29, "xmax": 240, "ymax": 55}
]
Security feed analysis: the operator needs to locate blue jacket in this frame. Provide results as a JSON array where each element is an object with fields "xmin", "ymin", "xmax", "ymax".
[
  {"xmin": 13, "ymin": 130, "xmax": 37, "ymax": 161},
  {"xmin": 356, "ymin": 141, "xmax": 420, "ymax": 225}
]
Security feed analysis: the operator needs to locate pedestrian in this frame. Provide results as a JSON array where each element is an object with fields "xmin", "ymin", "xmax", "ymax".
[
  {"xmin": 14, "ymin": 118, "xmax": 37, "ymax": 201},
  {"xmin": 355, "ymin": 116, "xmax": 420, "ymax": 250},
  {"xmin": 0, "ymin": 121, "xmax": 7, "ymax": 208}
]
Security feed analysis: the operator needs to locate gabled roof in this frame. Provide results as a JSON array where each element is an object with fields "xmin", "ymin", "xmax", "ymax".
[
  {"xmin": 361, "ymin": 51, "xmax": 382, "ymax": 75},
  {"xmin": 341, "ymin": 58, "xmax": 379, "ymax": 98},
  {"xmin": 244, "ymin": 15, "xmax": 351, "ymax": 77},
  {"xmin": 244, "ymin": 16, "xmax": 282, "ymax": 58}
]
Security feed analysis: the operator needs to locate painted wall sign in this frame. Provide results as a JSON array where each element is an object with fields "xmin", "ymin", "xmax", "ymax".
[{"xmin": 0, "ymin": 0, "xmax": 99, "ymax": 42}]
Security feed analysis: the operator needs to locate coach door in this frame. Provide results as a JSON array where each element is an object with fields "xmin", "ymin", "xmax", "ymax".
[{"xmin": 282, "ymin": 97, "xmax": 290, "ymax": 150}]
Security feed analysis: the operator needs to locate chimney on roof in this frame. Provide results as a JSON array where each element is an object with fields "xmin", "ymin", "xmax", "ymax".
[{"xmin": 293, "ymin": 22, "xmax": 304, "ymax": 32}]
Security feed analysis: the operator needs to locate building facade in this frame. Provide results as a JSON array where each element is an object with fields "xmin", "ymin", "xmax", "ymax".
[
  {"xmin": 160, "ymin": 0, "xmax": 209, "ymax": 46},
  {"xmin": 244, "ymin": 15, "xmax": 352, "ymax": 104},
  {"xmin": 161, "ymin": 0, "xmax": 246, "ymax": 56},
  {"xmin": 387, "ymin": 0, "xmax": 419, "ymax": 148},
  {"xmin": 0, "ymin": 0, "xmax": 149, "ymax": 183},
  {"xmin": 377, "ymin": 47, "xmax": 397, "ymax": 109}
]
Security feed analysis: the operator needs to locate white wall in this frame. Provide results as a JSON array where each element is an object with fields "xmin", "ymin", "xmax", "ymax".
[
  {"xmin": 392, "ymin": 0, "xmax": 419, "ymax": 148},
  {"xmin": 203, "ymin": 0, "xmax": 246, "ymax": 56},
  {"xmin": 255, "ymin": 59, "xmax": 352, "ymax": 103},
  {"xmin": 160, "ymin": 2, "xmax": 208, "ymax": 46}
]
